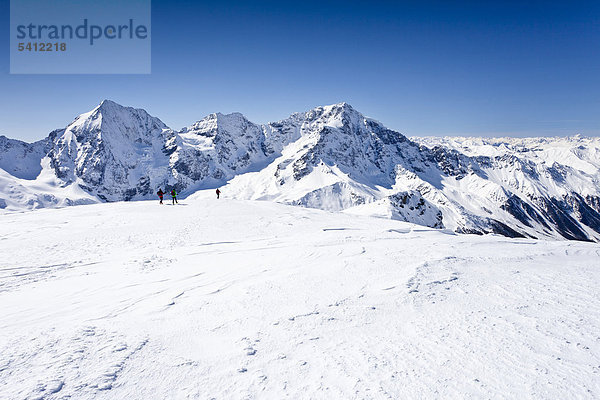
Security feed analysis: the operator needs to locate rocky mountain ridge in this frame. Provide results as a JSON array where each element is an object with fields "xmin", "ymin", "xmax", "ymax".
[{"xmin": 1, "ymin": 100, "xmax": 599, "ymax": 241}]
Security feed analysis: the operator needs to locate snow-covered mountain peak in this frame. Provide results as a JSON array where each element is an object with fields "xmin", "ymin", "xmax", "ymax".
[
  {"xmin": 66, "ymin": 100, "xmax": 168, "ymax": 139},
  {"xmin": 72, "ymin": 99, "xmax": 129, "ymax": 123},
  {"xmin": 319, "ymin": 101, "xmax": 354, "ymax": 113},
  {"xmin": 301, "ymin": 102, "xmax": 363, "ymax": 129},
  {"xmin": 97, "ymin": 98, "xmax": 122, "ymax": 112},
  {"xmin": 181, "ymin": 111, "xmax": 255, "ymax": 138},
  {"xmin": 293, "ymin": 103, "xmax": 405, "ymax": 148},
  {"xmin": 41, "ymin": 101, "xmax": 172, "ymax": 201}
]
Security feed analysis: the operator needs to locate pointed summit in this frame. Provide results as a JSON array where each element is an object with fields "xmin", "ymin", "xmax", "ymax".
[
  {"xmin": 98, "ymin": 99, "xmax": 120, "ymax": 108},
  {"xmin": 93, "ymin": 99, "xmax": 158, "ymax": 122},
  {"xmin": 44, "ymin": 100, "xmax": 171, "ymax": 197},
  {"xmin": 94, "ymin": 99, "xmax": 124, "ymax": 113},
  {"xmin": 68, "ymin": 100, "xmax": 168, "ymax": 135}
]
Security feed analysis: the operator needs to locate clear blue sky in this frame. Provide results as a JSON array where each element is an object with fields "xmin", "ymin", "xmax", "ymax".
[{"xmin": 1, "ymin": 0, "xmax": 599, "ymax": 142}]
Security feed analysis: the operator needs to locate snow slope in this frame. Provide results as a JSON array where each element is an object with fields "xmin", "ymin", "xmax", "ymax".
[{"xmin": 1, "ymin": 197, "xmax": 599, "ymax": 399}]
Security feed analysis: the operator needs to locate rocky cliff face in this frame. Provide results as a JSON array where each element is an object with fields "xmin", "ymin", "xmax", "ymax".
[
  {"xmin": 45, "ymin": 100, "xmax": 172, "ymax": 201},
  {"xmin": 2, "ymin": 100, "xmax": 600, "ymax": 242},
  {"xmin": 172, "ymin": 111, "xmax": 272, "ymax": 190},
  {"xmin": 0, "ymin": 135, "xmax": 48, "ymax": 180}
]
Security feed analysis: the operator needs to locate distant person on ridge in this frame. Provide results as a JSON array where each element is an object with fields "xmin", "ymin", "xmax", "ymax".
[
  {"xmin": 157, "ymin": 189, "xmax": 165, "ymax": 204},
  {"xmin": 216, "ymin": 188, "xmax": 221, "ymax": 199},
  {"xmin": 170, "ymin": 189, "xmax": 178, "ymax": 205}
]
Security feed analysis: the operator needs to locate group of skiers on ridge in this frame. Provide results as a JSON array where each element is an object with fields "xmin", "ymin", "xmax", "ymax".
[{"xmin": 156, "ymin": 188, "xmax": 221, "ymax": 204}]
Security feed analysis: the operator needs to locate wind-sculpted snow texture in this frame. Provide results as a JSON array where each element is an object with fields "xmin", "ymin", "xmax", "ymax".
[
  {"xmin": 1, "ymin": 199, "xmax": 599, "ymax": 399},
  {"xmin": 1, "ymin": 100, "xmax": 600, "ymax": 241}
]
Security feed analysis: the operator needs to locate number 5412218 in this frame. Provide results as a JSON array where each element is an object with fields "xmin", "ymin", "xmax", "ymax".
[{"xmin": 17, "ymin": 43, "xmax": 67, "ymax": 51}]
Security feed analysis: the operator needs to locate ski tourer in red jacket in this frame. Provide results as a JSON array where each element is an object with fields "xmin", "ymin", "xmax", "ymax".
[{"xmin": 157, "ymin": 189, "xmax": 165, "ymax": 204}]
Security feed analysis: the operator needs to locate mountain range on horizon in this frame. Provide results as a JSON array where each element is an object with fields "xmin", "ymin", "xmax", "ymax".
[{"xmin": 1, "ymin": 100, "xmax": 600, "ymax": 242}]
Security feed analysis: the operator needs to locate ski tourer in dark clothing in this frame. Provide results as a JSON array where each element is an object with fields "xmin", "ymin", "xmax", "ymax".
[
  {"xmin": 216, "ymin": 188, "xmax": 221, "ymax": 199},
  {"xmin": 170, "ymin": 189, "xmax": 178, "ymax": 204},
  {"xmin": 157, "ymin": 189, "xmax": 165, "ymax": 204}
]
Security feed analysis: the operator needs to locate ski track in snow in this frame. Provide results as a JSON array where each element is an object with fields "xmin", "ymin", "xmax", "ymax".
[{"xmin": 1, "ymin": 197, "xmax": 599, "ymax": 399}]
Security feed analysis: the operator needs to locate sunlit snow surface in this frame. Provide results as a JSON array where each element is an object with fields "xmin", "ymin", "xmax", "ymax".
[{"xmin": 1, "ymin": 194, "xmax": 599, "ymax": 399}]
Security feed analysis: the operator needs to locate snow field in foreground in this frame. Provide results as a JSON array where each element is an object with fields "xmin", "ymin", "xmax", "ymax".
[{"xmin": 1, "ymin": 194, "xmax": 599, "ymax": 399}]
